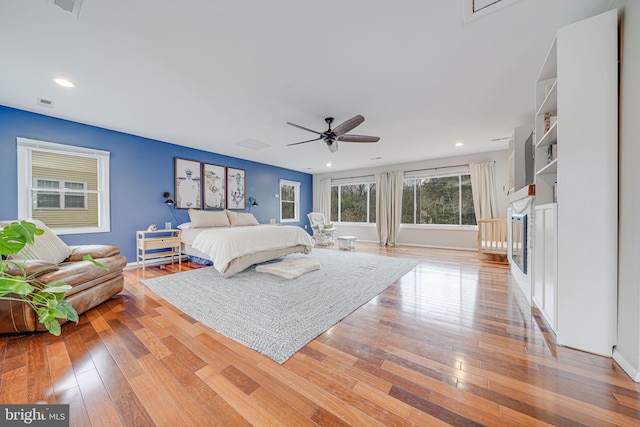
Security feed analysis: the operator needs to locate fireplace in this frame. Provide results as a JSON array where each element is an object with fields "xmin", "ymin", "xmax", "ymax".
[{"xmin": 511, "ymin": 213, "xmax": 527, "ymax": 274}]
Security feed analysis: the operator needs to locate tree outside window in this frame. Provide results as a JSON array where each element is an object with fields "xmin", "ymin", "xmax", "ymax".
[
  {"xmin": 402, "ymin": 174, "xmax": 476, "ymax": 225},
  {"xmin": 330, "ymin": 182, "xmax": 376, "ymax": 223},
  {"xmin": 280, "ymin": 179, "xmax": 300, "ymax": 222}
]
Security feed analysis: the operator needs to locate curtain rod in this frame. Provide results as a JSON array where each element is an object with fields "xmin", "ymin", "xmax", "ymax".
[
  {"xmin": 405, "ymin": 161, "xmax": 494, "ymax": 175},
  {"xmin": 328, "ymin": 161, "xmax": 494, "ymax": 181}
]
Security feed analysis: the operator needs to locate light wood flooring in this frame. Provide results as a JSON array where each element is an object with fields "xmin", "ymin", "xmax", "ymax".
[{"xmin": 1, "ymin": 243, "xmax": 639, "ymax": 426}]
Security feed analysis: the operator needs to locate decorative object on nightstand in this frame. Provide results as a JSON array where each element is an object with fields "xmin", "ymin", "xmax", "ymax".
[{"xmin": 136, "ymin": 229, "xmax": 181, "ymax": 270}]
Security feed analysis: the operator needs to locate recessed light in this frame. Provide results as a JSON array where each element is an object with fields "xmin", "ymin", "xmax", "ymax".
[
  {"xmin": 455, "ymin": 142, "xmax": 464, "ymax": 147},
  {"xmin": 52, "ymin": 77, "xmax": 76, "ymax": 88},
  {"xmin": 326, "ymin": 162, "xmax": 332, "ymax": 167}
]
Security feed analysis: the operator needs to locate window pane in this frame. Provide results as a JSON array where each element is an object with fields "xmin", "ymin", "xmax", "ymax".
[
  {"xmin": 418, "ymin": 176, "xmax": 460, "ymax": 224},
  {"xmin": 281, "ymin": 184, "xmax": 294, "ymax": 202},
  {"xmin": 461, "ymin": 174, "xmax": 476, "ymax": 225},
  {"xmin": 65, "ymin": 182, "xmax": 85, "ymax": 190},
  {"xmin": 36, "ymin": 192, "xmax": 60, "ymax": 208},
  {"xmin": 401, "ymin": 179, "xmax": 415, "ymax": 224},
  {"xmin": 65, "ymin": 194, "xmax": 85, "ymax": 208},
  {"xmin": 340, "ymin": 184, "xmax": 367, "ymax": 222},
  {"xmin": 279, "ymin": 180, "xmax": 299, "ymax": 222},
  {"xmin": 369, "ymin": 183, "xmax": 376, "ymax": 223},
  {"xmin": 330, "ymin": 186, "xmax": 338, "ymax": 222},
  {"xmin": 282, "ymin": 201, "xmax": 295, "ymax": 220},
  {"xmin": 36, "ymin": 179, "xmax": 59, "ymax": 189},
  {"xmin": 31, "ymin": 151, "xmax": 98, "ymax": 228}
]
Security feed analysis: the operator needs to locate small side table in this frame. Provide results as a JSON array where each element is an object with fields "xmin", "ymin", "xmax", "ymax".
[
  {"xmin": 337, "ymin": 236, "xmax": 357, "ymax": 251},
  {"xmin": 136, "ymin": 229, "xmax": 182, "ymax": 270}
]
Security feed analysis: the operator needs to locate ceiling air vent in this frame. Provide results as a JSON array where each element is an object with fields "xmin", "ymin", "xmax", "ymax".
[
  {"xmin": 462, "ymin": 0, "xmax": 523, "ymax": 23},
  {"xmin": 235, "ymin": 139, "xmax": 271, "ymax": 150},
  {"xmin": 48, "ymin": 0, "xmax": 83, "ymax": 17},
  {"xmin": 36, "ymin": 98, "xmax": 55, "ymax": 108}
]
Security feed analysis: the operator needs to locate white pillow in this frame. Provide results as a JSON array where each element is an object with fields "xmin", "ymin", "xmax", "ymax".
[
  {"xmin": 226, "ymin": 211, "xmax": 259, "ymax": 226},
  {"xmin": 13, "ymin": 219, "xmax": 72, "ymax": 264},
  {"xmin": 188, "ymin": 209, "xmax": 230, "ymax": 228},
  {"xmin": 177, "ymin": 222, "xmax": 193, "ymax": 230}
]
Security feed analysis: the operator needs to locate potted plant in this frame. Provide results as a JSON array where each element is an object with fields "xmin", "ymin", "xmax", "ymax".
[{"xmin": 0, "ymin": 220, "xmax": 104, "ymax": 336}]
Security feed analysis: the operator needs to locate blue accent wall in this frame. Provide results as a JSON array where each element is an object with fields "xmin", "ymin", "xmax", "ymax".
[{"xmin": 0, "ymin": 106, "xmax": 313, "ymax": 262}]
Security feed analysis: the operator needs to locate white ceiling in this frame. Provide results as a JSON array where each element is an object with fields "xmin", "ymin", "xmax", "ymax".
[{"xmin": 0, "ymin": 0, "xmax": 612, "ymax": 173}]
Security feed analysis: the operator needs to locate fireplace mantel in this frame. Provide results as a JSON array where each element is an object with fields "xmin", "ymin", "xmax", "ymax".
[{"xmin": 509, "ymin": 184, "xmax": 535, "ymax": 203}]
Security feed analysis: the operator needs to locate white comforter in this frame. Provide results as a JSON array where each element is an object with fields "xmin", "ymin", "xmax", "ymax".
[{"xmin": 191, "ymin": 225, "xmax": 315, "ymax": 276}]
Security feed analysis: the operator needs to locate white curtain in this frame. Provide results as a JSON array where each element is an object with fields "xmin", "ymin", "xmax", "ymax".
[
  {"xmin": 388, "ymin": 171, "xmax": 404, "ymax": 246},
  {"xmin": 375, "ymin": 173, "xmax": 388, "ymax": 244},
  {"xmin": 469, "ymin": 162, "xmax": 498, "ymax": 220},
  {"xmin": 319, "ymin": 178, "xmax": 332, "ymax": 220},
  {"xmin": 376, "ymin": 171, "xmax": 404, "ymax": 246}
]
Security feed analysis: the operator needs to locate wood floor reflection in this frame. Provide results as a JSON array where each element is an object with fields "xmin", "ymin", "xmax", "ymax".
[{"xmin": 2, "ymin": 243, "xmax": 639, "ymax": 426}]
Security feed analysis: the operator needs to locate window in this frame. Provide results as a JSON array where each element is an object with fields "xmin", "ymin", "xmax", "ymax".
[
  {"xmin": 279, "ymin": 179, "xmax": 300, "ymax": 222},
  {"xmin": 33, "ymin": 179, "xmax": 88, "ymax": 209},
  {"xmin": 330, "ymin": 180, "xmax": 376, "ymax": 223},
  {"xmin": 17, "ymin": 138, "xmax": 110, "ymax": 234},
  {"xmin": 402, "ymin": 172, "xmax": 476, "ymax": 226}
]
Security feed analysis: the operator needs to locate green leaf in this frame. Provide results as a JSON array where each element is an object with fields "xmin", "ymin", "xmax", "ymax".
[
  {"xmin": 44, "ymin": 319, "xmax": 61, "ymax": 336},
  {"xmin": 82, "ymin": 254, "xmax": 108, "ymax": 270},
  {"xmin": 37, "ymin": 307, "xmax": 52, "ymax": 323},
  {"xmin": 10, "ymin": 281, "xmax": 34, "ymax": 296},
  {"xmin": 31, "ymin": 292, "xmax": 50, "ymax": 307},
  {"xmin": 0, "ymin": 221, "xmax": 40, "ymax": 256},
  {"xmin": 58, "ymin": 300, "xmax": 79, "ymax": 323},
  {"xmin": 42, "ymin": 282, "xmax": 72, "ymax": 293}
]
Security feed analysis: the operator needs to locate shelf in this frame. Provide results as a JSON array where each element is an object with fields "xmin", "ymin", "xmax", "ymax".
[
  {"xmin": 536, "ymin": 121, "xmax": 558, "ymax": 148},
  {"xmin": 536, "ymin": 159, "xmax": 558, "ymax": 175},
  {"xmin": 136, "ymin": 229, "xmax": 181, "ymax": 270},
  {"xmin": 536, "ymin": 80, "xmax": 557, "ymax": 116},
  {"xmin": 138, "ymin": 250, "xmax": 179, "ymax": 260}
]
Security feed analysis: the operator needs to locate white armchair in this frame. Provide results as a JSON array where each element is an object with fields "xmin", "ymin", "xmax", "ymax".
[{"xmin": 307, "ymin": 212, "xmax": 337, "ymax": 245}]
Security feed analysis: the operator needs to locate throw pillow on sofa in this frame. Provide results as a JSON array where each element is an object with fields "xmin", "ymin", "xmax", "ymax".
[{"xmin": 11, "ymin": 219, "xmax": 72, "ymax": 264}]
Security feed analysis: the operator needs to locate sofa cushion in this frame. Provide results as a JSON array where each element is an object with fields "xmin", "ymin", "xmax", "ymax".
[
  {"xmin": 67, "ymin": 245, "xmax": 120, "ymax": 262},
  {"xmin": 12, "ymin": 219, "xmax": 71, "ymax": 264},
  {"xmin": 37, "ymin": 254, "xmax": 127, "ymax": 294},
  {"xmin": 3, "ymin": 259, "xmax": 59, "ymax": 278}
]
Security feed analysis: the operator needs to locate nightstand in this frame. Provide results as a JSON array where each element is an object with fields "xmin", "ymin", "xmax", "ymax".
[{"xmin": 136, "ymin": 229, "xmax": 181, "ymax": 270}]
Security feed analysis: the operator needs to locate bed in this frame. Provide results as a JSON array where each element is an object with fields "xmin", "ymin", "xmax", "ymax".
[{"xmin": 179, "ymin": 210, "xmax": 315, "ymax": 277}]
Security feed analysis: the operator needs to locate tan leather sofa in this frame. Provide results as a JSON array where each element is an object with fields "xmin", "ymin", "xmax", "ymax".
[{"xmin": 0, "ymin": 244, "xmax": 126, "ymax": 333}]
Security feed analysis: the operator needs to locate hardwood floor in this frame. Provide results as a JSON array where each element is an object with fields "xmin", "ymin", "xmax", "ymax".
[{"xmin": 2, "ymin": 243, "xmax": 639, "ymax": 426}]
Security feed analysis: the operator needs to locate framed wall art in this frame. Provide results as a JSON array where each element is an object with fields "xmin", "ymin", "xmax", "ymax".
[
  {"xmin": 174, "ymin": 158, "xmax": 201, "ymax": 209},
  {"xmin": 203, "ymin": 163, "xmax": 226, "ymax": 210},
  {"xmin": 226, "ymin": 167, "xmax": 246, "ymax": 210}
]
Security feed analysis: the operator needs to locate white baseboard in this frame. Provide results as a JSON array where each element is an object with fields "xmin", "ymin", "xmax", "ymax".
[
  {"xmin": 396, "ymin": 242, "xmax": 477, "ymax": 252},
  {"xmin": 613, "ymin": 348, "xmax": 640, "ymax": 382},
  {"xmin": 348, "ymin": 239, "xmax": 476, "ymax": 252}
]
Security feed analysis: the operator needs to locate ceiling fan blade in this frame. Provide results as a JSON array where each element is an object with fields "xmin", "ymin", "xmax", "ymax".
[
  {"xmin": 286, "ymin": 137, "xmax": 323, "ymax": 146},
  {"xmin": 337, "ymin": 134, "xmax": 380, "ymax": 143},
  {"xmin": 286, "ymin": 122, "xmax": 323, "ymax": 135},
  {"xmin": 332, "ymin": 115, "xmax": 365, "ymax": 136}
]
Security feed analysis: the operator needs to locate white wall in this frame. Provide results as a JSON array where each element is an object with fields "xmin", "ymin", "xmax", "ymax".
[
  {"xmin": 612, "ymin": 0, "xmax": 640, "ymax": 381},
  {"xmin": 312, "ymin": 150, "xmax": 508, "ymax": 250}
]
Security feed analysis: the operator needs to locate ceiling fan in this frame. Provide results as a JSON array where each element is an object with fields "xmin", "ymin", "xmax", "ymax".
[{"xmin": 286, "ymin": 115, "xmax": 380, "ymax": 153}]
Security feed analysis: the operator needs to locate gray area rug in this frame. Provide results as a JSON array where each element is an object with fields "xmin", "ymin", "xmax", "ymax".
[{"xmin": 142, "ymin": 250, "xmax": 418, "ymax": 363}]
